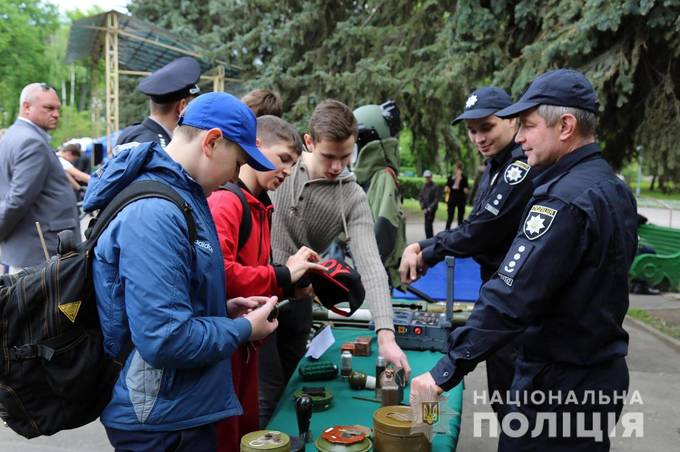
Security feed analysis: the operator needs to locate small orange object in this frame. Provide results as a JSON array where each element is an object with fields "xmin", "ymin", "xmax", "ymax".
[
  {"xmin": 321, "ymin": 425, "xmax": 369, "ymax": 444},
  {"xmin": 352, "ymin": 336, "xmax": 372, "ymax": 356},
  {"xmin": 341, "ymin": 343, "xmax": 356, "ymax": 353}
]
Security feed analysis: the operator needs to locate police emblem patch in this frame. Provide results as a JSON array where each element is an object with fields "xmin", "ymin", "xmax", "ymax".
[
  {"xmin": 523, "ymin": 205, "xmax": 557, "ymax": 240},
  {"xmin": 503, "ymin": 161, "xmax": 530, "ymax": 185},
  {"xmin": 465, "ymin": 94, "xmax": 478, "ymax": 109}
]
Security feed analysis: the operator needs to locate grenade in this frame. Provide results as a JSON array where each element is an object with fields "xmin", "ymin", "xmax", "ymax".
[
  {"xmin": 348, "ymin": 371, "xmax": 376, "ymax": 390},
  {"xmin": 298, "ymin": 360, "xmax": 339, "ymax": 381}
]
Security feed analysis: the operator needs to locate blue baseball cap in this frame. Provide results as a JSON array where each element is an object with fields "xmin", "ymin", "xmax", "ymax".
[
  {"xmin": 451, "ymin": 87, "xmax": 513, "ymax": 125},
  {"xmin": 177, "ymin": 92, "xmax": 275, "ymax": 171},
  {"xmin": 496, "ymin": 69, "xmax": 599, "ymax": 118}
]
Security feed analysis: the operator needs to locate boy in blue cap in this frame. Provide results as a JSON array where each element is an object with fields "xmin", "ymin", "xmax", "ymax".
[
  {"xmin": 85, "ymin": 92, "xmax": 279, "ymax": 451},
  {"xmin": 409, "ymin": 70, "xmax": 637, "ymax": 450},
  {"xmin": 401, "ymin": 86, "xmax": 541, "ymax": 415}
]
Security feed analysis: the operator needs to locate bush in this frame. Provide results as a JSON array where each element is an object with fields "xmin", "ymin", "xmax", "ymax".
[{"xmin": 399, "ymin": 175, "xmax": 447, "ymax": 200}]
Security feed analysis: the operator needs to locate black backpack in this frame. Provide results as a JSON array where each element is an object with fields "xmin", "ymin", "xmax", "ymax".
[
  {"xmin": 0, "ymin": 180, "xmax": 196, "ymax": 438},
  {"xmin": 219, "ymin": 182, "xmax": 252, "ymax": 251}
]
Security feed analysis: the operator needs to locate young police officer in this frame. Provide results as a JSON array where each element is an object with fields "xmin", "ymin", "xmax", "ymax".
[
  {"xmin": 116, "ymin": 57, "xmax": 201, "ymax": 149},
  {"xmin": 409, "ymin": 69, "xmax": 637, "ymax": 450},
  {"xmin": 401, "ymin": 87, "xmax": 540, "ymax": 415}
]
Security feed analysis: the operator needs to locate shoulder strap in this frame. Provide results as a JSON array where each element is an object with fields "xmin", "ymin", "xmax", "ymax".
[
  {"xmin": 87, "ymin": 180, "xmax": 197, "ymax": 246},
  {"xmin": 219, "ymin": 182, "xmax": 252, "ymax": 251}
]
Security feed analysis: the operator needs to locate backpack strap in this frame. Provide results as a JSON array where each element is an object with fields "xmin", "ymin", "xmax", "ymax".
[
  {"xmin": 87, "ymin": 180, "xmax": 197, "ymax": 246},
  {"xmin": 218, "ymin": 182, "xmax": 252, "ymax": 251}
]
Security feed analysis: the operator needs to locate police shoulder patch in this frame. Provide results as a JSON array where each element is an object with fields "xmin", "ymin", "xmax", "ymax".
[
  {"xmin": 504, "ymin": 161, "xmax": 530, "ymax": 185},
  {"xmin": 523, "ymin": 205, "xmax": 557, "ymax": 240},
  {"xmin": 497, "ymin": 241, "xmax": 534, "ymax": 286}
]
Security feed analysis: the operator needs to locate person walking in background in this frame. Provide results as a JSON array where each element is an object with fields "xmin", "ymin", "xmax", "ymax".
[
  {"xmin": 0, "ymin": 82, "xmax": 79, "ymax": 272},
  {"xmin": 419, "ymin": 169, "xmax": 440, "ymax": 238},
  {"xmin": 445, "ymin": 160, "xmax": 469, "ymax": 229}
]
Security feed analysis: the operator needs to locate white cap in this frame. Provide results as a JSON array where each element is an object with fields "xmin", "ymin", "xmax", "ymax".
[{"xmin": 423, "ymin": 170, "xmax": 433, "ymax": 177}]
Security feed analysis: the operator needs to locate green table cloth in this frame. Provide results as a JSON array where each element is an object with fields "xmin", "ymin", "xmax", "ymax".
[{"xmin": 266, "ymin": 328, "xmax": 463, "ymax": 451}]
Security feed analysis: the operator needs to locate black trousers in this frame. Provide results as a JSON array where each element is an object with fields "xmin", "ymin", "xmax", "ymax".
[
  {"xmin": 105, "ymin": 424, "xmax": 216, "ymax": 452},
  {"xmin": 499, "ymin": 357, "xmax": 629, "ymax": 451},
  {"xmin": 258, "ymin": 297, "xmax": 313, "ymax": 427},
  {"xmin": 446, "ymin": 196, "xmax": 466, "ymax": 230},
  {"xmin": 424, "ymin": 211, "xmax": 435, "ymax": 238}
]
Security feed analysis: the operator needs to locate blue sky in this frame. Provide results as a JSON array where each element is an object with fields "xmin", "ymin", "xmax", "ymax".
[{"xmin": 52, "ymin": 0, "xmax": 129, "ymax": 15}]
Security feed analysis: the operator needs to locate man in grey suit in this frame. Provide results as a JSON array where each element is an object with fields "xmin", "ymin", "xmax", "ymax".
[{"xmin": 0, "ymin": 83, "xmax": 79, "ymax": 271}]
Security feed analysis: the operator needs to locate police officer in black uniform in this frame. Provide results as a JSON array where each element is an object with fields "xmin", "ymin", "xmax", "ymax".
[
  {"xmin": 409, "ymin": 69, "xmax": 638, "ymax": 451},
  {"xmin": 116, "ymin": 56, "xmax": 201, "ymax": 149},
  {"xmin": 401, "ymin": 86, "xmax": 541, "ymax": 415}
]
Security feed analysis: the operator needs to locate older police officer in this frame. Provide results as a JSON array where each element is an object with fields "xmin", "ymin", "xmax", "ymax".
[
  {"xmin": 409, "ymin": 69, "xmax": 637, "ymax": 450},
  {"xmin": 401, "ymin": 86, "xmax": 542, "ymax": 415}
]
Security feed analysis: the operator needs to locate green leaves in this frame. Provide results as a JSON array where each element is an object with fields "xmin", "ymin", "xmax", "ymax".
[{"xmin": 124, "ymin": 0, "xmax": 680, "ymax": 176}]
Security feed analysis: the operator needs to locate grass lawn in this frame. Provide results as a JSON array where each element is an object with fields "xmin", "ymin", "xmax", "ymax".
[
  {"xmin": 628, "ymin": 308, "xmax": 680, "ymax": 340},
  {"xmin": 629, "ymin": 179, "xmax": 680, "ymax": 201}
]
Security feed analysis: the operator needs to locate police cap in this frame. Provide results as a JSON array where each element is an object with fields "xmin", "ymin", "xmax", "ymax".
[
  {"xmin": 138, "ymin": 56, "xmax": 201, "ymax": 104},
  {"xmin": 451, "ymin": 87, "xmax": 513, "ymax": 125},
  {"xmin": 496, "ymin": 69, "xmax": 599, "ymax": 118}
]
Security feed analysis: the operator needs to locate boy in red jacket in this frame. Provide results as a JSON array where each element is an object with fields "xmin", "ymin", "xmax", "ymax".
[{"xmin": 208, "ymin": 115, "xmax": 325, "ymax": 451}]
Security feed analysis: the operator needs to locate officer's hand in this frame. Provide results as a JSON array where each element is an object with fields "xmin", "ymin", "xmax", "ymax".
[
  {"xmin": 226, "ymin": 296, "xmax": 267, "ymax": 319},
  {"xmin": 286, "ymin": 246, "xmax": 327, "ymax": 283},
  {"xmin": 409, "ymin": 372, "xmax": 444, "ymax": 412},
  {"xmin": 377, "ymin": 330, "xmax": 411, "ymax": 380},
  {"xmin": 244, "ymin": 297, "xmax": 279, "ymax": 341},
  {"xmin": 400, "ymin": 243, "xmax": 425, "ymax": 284}
]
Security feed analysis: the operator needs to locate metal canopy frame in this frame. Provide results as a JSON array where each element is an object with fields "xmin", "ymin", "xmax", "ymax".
[{"xmin": 67, "ymin": 10, "xmax": 238, "ymax": 154}]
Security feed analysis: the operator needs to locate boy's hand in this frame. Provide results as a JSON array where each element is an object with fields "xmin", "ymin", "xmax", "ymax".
[
  {"xmin": 244, "ymin": 297, "xmax": 279, "ymax": 341},
  {"xmin": 286, "ymin": 246, "xmax": 327, "ymax": 283},
  {"xmin": 227, "ymin": 296, "xmax": 268, "ymax": 319},
  {"xmin": 378, "ymin": 330, "xmax": 411, "ymax": 380}
]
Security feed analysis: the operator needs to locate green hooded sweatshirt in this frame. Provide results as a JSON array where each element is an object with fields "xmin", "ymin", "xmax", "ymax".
[{"xmin": 353, "ymin": 137, "xmax": 406, "ymax": 289}]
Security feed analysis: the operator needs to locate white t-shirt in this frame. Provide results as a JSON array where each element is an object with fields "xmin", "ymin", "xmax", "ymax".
[{"xmin": 58, "ymin": 156, "xmax": 74, "ymax": 170}]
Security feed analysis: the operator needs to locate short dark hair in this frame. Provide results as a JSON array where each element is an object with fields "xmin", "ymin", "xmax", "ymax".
[
  {"xmin": 257, "ymin": 115, "xmax": 305, "ymax": 155},
  {"xmin": 150, "ymin": 99, "xmax": 180, "ymax": 116},
  {"xmin": 62, "ymin": 143, "xmax": 81, "ymax": 157},
  {"xmin": 242, "ymin": 89, "xmax": 283, "ymax": 117},
  {"xmin": 309, "ymin": 99, "xmax": 358, "ymax": 143}
]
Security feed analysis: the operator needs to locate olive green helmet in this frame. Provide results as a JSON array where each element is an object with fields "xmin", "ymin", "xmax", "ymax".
[{"xmin": 353, "ymin": 100, "xmax": 401, "ymax": 150}]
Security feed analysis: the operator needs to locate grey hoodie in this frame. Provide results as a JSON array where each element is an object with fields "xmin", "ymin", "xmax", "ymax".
[{"xmin": 270, "ymin": 157, "xmax": 394, "ymax": 331}]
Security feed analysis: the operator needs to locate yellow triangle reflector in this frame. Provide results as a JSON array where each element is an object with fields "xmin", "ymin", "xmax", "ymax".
[{"xmin": 58, "ymin": 301, "xmax": 82, "ymax": 323}]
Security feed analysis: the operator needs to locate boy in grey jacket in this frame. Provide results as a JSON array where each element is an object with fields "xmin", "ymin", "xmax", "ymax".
[{"xmin": 261, "ymin": 99, "xmax": 410, "ymax": 424}]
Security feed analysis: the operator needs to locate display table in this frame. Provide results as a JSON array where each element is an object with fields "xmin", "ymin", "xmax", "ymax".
[{"xmin": 267, "ymin": 328, "xmax": 463, "ymax": 451}]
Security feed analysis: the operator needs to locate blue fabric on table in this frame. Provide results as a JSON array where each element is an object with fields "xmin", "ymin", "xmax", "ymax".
[{"xmin": 392, "ymin": 257, "xmax": 482, "ymax": 302}]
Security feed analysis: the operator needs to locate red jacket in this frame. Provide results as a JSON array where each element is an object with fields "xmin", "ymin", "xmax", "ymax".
[
  {"xmin": 208, "ymin": 184, "xmax": 291, "ymax": 297},
  {"xmin": 208, "ymin": 183, "xmax": 291, "ymax": 452}
]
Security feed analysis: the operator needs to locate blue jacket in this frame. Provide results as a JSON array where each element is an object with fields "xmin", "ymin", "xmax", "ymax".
[{"xmin": 84, "ymin": 142, "xmax": 252, "ymax": 431}]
